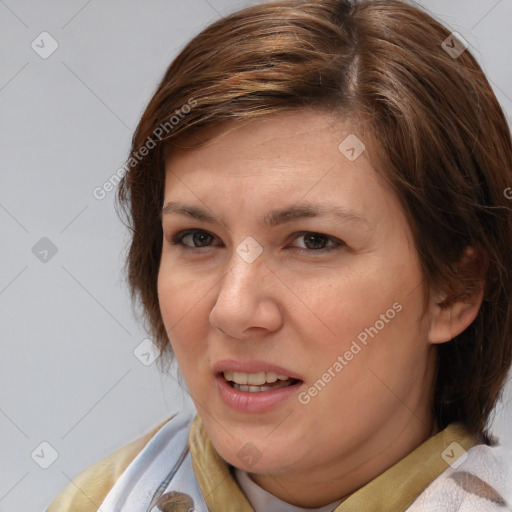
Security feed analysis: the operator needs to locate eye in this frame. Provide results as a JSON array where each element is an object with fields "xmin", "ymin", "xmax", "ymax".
[
  {"xmin": 168, "ymin": 229, "xmax": 344, "ymax": 254},
  {"xmin": 290, "ymin": 232, "xmax": 344, "ymax": 252},
  {"xmin": 171, "ymin": 229, "xmax": 221, "ymax": 248}
]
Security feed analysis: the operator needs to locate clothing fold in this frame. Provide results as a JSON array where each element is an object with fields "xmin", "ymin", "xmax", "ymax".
[{"xmin": 46, "ymin": 411, "xmax": 512, "ymax": 512}]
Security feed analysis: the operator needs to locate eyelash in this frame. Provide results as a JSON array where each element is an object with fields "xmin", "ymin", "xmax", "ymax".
[{"xmin": 169, "ymin": 229, "xmax": 344, "ymax": 254}]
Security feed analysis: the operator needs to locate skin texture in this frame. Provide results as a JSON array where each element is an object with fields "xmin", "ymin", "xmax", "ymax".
[{"xmin": 157, "ymin": 110, "xmax": 484, "ymax": 508}]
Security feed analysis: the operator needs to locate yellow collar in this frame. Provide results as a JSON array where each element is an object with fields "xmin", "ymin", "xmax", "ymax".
[
  {"xmin": 188, "ymin": 415, "xmax": 253, "ymax": 511},
  {"xmin": 188, "ymin": 415, "xmax": 477, "ymax": 511},
  {"xmin": 335, "ymin": 423, "xmax": 477, "ymax": 511}
]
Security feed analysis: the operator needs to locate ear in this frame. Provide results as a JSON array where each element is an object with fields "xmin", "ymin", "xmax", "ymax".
[{"xmin": 428, "ymin": 247, "xmax": 488, "ymax": 344}]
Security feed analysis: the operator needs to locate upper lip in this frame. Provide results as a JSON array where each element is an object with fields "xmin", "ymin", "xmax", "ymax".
[{"xmin": 213, "ymin": 359, "xmax": 304, "ymax": 381}]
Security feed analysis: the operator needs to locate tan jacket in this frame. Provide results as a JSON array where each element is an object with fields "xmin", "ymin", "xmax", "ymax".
[
  {"xmin": 47, "ymin": 420, "xmax": 169, "ymax": 512},
  {"xmin": 48, "ymin": 415, "xmax": 491, "ymax": 512}
]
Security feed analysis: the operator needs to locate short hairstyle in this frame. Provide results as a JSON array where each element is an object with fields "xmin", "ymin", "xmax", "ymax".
[{"xmin": 116, "ymin": 0, "xmax": 512, "ymax": 440}]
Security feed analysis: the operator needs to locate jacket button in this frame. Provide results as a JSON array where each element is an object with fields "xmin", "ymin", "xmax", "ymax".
[{"xmin": 155, "ymin": 491, "xmax": 195, "ymax": 512}]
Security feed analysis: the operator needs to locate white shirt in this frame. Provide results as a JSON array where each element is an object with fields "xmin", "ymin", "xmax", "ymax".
[{"xmin": 234, "ymin": 467, "xmax": 343, "ymax": 512}]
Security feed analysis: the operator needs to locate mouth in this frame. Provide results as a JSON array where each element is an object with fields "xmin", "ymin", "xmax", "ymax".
[
  {"xmin": 221, "ymin": 370, "xmax": 302, "ymax": 392},
  {"xmin": 213, "ymin": 360, "xmax": 305, "ymax": 412}
]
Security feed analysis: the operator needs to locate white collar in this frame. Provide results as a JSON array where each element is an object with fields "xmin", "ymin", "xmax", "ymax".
[{"xmin": 234, "ymin": 467, "xmax": 343, "ymax": 512}]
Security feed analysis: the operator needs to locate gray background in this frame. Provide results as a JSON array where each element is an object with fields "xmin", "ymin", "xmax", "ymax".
[{"xmin": 0, "ymin": 1, "xmax": 511, "ymax": 511}]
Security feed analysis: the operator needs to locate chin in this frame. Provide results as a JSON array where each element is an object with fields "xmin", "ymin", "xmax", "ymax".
[{"xmin": 213, "ymin": 433, "xmax": 299, "ymax": 474}]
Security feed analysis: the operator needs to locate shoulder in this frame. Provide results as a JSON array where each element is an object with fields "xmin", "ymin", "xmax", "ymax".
[
  {"xmin": 46, "ymin": 414, "xmax": 178, "ymax": 512},
  {"xmin": 409, "ymin": 443, "xmax": 512, "ymax": 511}
]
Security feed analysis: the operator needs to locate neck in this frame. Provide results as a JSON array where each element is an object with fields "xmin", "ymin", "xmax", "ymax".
[{"xmin": 248, "ymin": 415, "xmax": 436, "ymax": 508}]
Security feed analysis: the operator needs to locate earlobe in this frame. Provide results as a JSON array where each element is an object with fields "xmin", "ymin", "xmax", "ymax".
[{"xmin": 427, "ymin": 247, "xmax": 487, "ymax": 345}]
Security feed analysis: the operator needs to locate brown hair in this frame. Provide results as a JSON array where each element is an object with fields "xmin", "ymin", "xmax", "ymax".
[{"xmin": 116, "ymin": 0, "xmax": 512, "ymax": 440}]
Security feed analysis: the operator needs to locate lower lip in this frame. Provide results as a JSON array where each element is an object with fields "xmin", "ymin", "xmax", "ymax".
[{"xmin": 215, "ymin": 374, "xmax": 303, "ymax": 413}]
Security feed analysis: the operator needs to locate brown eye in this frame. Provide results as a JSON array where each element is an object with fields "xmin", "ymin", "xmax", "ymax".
[
  {"xmin": 171, "ymin": 229, "xmax": 220, "ymax": 248},
  {"xmin": 302, "ymin": 233, "xmax": 332, "ymax": 250},
  {"xmin": 292, "ymin": 232, "xmax": 338, "ymax": 251},
  {"xmin": 188, "ymin": 231, "xmax": 213, "ymax": 247}
]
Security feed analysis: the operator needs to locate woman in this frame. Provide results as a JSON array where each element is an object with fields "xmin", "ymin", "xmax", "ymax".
[{"xmin": 48, "ymin": 0, "xmax": 512, "ymax": 510}]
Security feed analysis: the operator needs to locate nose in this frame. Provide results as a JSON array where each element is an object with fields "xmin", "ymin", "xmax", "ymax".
[{"xmin": 209, "ymin": 255, "xmax": 284, "ymax": 340}]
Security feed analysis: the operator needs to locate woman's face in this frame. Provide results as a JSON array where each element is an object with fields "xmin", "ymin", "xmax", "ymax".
[{"xmin": 158, "ymin": 110, "xmax": 438, "ymax": 484}]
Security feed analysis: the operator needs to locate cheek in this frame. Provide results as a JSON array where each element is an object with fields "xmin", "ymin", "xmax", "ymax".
[
  {"xmin": 301, "ymin": 254, "xmax": 427, "ymax": 373},
  {"xmin": 291, "ymin": 266, "xmax": 399, "ymax": 341},
  {"xmin": 295, "ymin": 281, "xmax": 429, "ymax": 432},
  {"xmin": 157, "ymin": 265, "xmax": 212, "ymax": 358}
]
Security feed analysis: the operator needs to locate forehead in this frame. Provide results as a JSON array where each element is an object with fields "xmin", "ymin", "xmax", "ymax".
[
  {"xmin": 165, "ymin": 110, "xmax": 368, "ymax": 175},
  {"xmin": 162, "ymin": 110, "xmax": 394, "ymax": 220}
]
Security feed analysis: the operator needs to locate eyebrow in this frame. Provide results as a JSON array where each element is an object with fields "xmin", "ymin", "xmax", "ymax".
[{"xmin": 161, "ymin": 201, "xmax": 369, "ymax": 228}]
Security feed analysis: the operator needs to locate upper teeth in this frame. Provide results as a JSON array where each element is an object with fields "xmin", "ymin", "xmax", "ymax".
[{"xmin": 223, "ymin": 371, "xmax": 291, "ymax": 385}]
